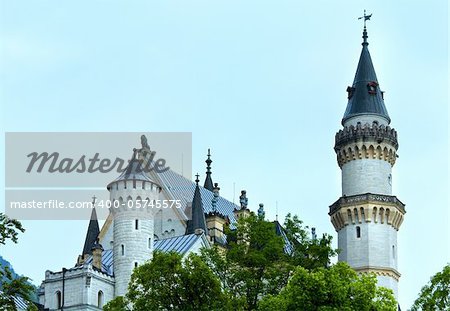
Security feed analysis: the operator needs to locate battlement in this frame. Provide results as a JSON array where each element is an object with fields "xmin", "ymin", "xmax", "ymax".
[{"xmin": 335, "ymin": 122, "xmax": 398, "ymax": 152}]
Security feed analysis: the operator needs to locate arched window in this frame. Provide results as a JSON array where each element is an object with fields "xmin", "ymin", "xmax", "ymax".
[
  {"xmin": 134, "ymin": 262, "xmax": 138, "ymax": 268},
  {"xmin": 356, "ymin": 226, "xmax": 361, "ymax": 238},
  {"xmin": 135, "ymin": 219, "xmax": 139, "ymax": 230},
  {"xmin": 97, "ymin": 290, "xmax": 104, "ymax": 308},
  {"xmin": 56, "ymin": 291, "xmax": 62, "ymax": 309},
  {"xmin": 121, "ymin": 244, "xmax": 125, "ymax": 256}
]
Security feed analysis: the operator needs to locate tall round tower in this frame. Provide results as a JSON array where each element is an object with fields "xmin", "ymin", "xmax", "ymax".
[
  {"xmin": 108, "ymin": 149, "xmax": 161, "ymax": 297},
  {"xmin": 329, "ymin": 22, "xmax": 406, "ymax": 299}
]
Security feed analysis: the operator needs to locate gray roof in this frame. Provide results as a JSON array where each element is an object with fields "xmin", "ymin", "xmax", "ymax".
[
  {"xmin": 108, "ymin": 151, "xmax": 156, "ymax": 188},
  {"xmin": 156, "ymin": 168, "xmax": 238, "ymax": 226},
  {"xmin": 342, "ymin": 27, "xmax": 390, "ymax": 124},
  {"xmin": 154, "ymin": 233, "xmax": 207, "ymax": 255}
]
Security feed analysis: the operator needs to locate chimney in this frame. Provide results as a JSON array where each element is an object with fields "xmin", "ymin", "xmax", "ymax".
[{"xmin": 91, "ymin": 239, "xmax": 104, "ymax": 271}]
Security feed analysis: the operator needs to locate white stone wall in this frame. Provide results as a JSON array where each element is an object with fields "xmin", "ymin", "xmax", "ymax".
[
  {"xmin": 342, "ymin": 159, "xmax": 392, "ymax": 196},
  {"xmin": 337, "ymin": 222, "xmax": 398, "ymax": 299},
  {"xmin": 110, "ymin": 179, "xmax": 158, "ymax": 297},
  {"xmin": 338, "ymin": 222, "xmax": 397, "ymax": 268},
  {"xmin": 343, "ymin": 115, "xmax": 389, "ymax": 127},
  {"xmin": 42, "ymin": 267, "xmax": 114, "ymax": 310},
  {"xmin": 377, "ymin": 275, "xmax": 398, "ymax": 300}
]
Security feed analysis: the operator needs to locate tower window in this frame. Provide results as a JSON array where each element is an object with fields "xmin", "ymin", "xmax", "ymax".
[
  {"xmin": 393, "ymin": 245, "xmax": 396, "ymax": 259},
  {"xmin": 97, "ymin": 291, "xmax": 104, "ymax": 308},
  {"xmin": 135, "ymin": 219, "xmax": 139, "ymax": 230},
  {"xmin": 356, "ymin": 226, "xmax": 361, "ymax": 238},
  {"xmin": 121, "ymin": 244, "xmax": 125, "ymax": 256},
  {"xmin": 134, "ymin": 262, "xmax": 138, "ymax": 268},
  {"xmin": 149, "ymin": 237, "xmax": 152, "ymax": 248},
  {"xmin": 56, "ymin": 291, "xmax": 62, "ymax": 309}
]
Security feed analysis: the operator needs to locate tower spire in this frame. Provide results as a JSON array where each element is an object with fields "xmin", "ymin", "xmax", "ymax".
[
  {"xmin": 186, "ymin": 173, "xmax": 208, "ymax": 235},
  {"xmin": 81, "ymin": 198, "xmax": 100, "ymax": 257},
  {"xmin": 203, "ymin": 149, "xmax": 214, "ymax": 191},
  {"xmin": 342, "ymin": 12, "xmax": 390, "ymax": 125}
]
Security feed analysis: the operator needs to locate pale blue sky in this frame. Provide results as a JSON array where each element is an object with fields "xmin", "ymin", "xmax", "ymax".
[{"xmin": 0, "ymin": 0, "xmax": 448, "ymax": 308}]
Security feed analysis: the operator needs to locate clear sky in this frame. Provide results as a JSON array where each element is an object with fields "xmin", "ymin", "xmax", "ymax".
[{"xmin": 0, "ymin": 0, "xmax": 448, "ymax": 308}]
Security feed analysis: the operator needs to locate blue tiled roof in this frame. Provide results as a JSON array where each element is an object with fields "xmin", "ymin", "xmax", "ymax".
[
  {"xmin": 154, "ymin": 233, "xmax": 205, "ymax": 255},
  {"xmin": 0, "ymin": 290, "xmax": 29, "ymax": 310},
  {"xmin": 157, "ymin": 169, "xmax": 239, "ymax": 226},
  {"xmin": 84, "ymin": 249, "xmax": 114, "ymax": 276},
  {"xmin": 274, "ymin": 221, "xmax": 294, "ymax": 255}
]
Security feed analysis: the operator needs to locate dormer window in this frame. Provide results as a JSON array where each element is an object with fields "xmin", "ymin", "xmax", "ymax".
[
  {"xmin": 367, "ymin": 81, "xmax": 378, "ymax": 94},
  {"xmin": 346, "ymin": 86, "xmax": 356, "ymax": 99}
]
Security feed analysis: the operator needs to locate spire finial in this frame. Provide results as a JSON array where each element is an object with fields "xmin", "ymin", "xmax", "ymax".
[
  {"xmin": 358, "ymin": 10, "xmax": 372, "ymax": 46},
  {"xmin": 203, "ymin": 148, "xmax": 214, "ymax": 191},
  {"xmin": 92, "ymin": 195, "xmax": 97, "ymax": 206},
  {"xmin": 195, "ymin": 173, "xmax": 200, "ymax": 185}
]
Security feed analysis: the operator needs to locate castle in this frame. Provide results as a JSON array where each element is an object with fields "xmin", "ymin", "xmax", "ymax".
[{"xmin": 37, "ymin": 24, "xmax": 405, "ymax": 310}]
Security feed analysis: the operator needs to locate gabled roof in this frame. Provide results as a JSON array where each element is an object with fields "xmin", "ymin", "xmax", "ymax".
[
  {"xmin": 81, "ymin": 207, "xmax": 100, "ymax": 256},
  {"xmin": 342, "ymin": 27, "xmax": 390, "ymax": 124}
]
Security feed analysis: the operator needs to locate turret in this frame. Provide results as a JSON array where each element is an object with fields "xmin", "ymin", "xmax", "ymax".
[
  {"xmin": 329, "ymin": 17, "xmax": 406, "ymax": 300},
  {"xmin": 108, "ymin": 148, "xmax": 161, "ymax": 297},
  {"xmin": 206, "ymin": 183, "xmax": 228, "ymax": 246}
]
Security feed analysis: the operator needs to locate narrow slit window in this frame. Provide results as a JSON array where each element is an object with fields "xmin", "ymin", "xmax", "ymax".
[
  {"xmin": 356, "ymin": 226, "xmax": 361, "ymax": 238},
  {"xmin": 135, "ymin": 219, "xmax": 139, "ymax": 230},
  {"xmin": 121, "ymin": 244, "xmax": 125, "ymax": 256}
]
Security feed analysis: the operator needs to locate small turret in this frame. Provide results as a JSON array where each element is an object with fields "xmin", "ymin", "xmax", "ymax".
[
  {"xmin": 91, "ymin": 239, "xmax": 104, "ymax": 271},
  {"xmin": 206, "ymin": 183, "xmax": 228, "ymax": 245}
]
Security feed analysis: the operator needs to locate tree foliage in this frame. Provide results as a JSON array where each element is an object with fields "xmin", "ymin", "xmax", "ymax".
[
  {"xmin": 201, "ymin": 213, "xmax": 339, "ymax": 310},
  {"xmin": 411, "ymin": 264, "xmax": 450, "ymax": 311},
  {"xmin": 104, "ymin": 251, "xmax": 231, "ymax": 311},
  {"xmin": 0, "ymin": 213, "xmax": 24, "ymax": 246},
  {"xmin": 258, "ymin": 262, "xmax": 397, "ymax": 311},
  {"xmin": 0, "ymin": 213, "xmax": 37, "ymax": 311}
]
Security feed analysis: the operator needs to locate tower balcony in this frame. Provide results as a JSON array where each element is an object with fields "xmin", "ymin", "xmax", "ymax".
[{"xmin": 329, "ymin": 193, "xmax": 406, "ymax": 231}]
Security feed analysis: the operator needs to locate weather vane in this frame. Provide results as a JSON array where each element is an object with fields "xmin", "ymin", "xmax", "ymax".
[{"xmin": 358, "ymin": 10, "xmax": 372, "ymax": 28}]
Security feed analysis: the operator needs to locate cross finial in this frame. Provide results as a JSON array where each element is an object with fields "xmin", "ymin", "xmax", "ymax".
[
  {"xmin": 358, "ymin": 10, "xmax": 372, "ymax": 28},
  {"xmin": 92, "ymin": 195, "xmax": 97, "ymax": 206},
  {"xmin": 195, "ymin": 173, "xmax": 200, "ymax": 185}
]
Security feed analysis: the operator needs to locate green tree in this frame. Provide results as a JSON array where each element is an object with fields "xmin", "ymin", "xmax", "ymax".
[
  {"xmin": 103, "ymin": 251, "xmax": 232, "ymax": 311},
  {"xmin": 201, "ymin": 213, "xmax": 339, "ymax": 310},
  {"xmin": 283, "ymin": 213, "xmax": 338, "ymax": 270},
  {"xmin": 411, "ymin": 264, "xmax": 450, "ymax": 311},
  {"xmin": 0, "ymin": 213, "xmax": 37, "ymax": 311},
  {"xmin": 202, "ymin": 213, "xmax": 290, "ymax": 311},
  {"xmin": 258, "ymin": 262, "xmax": 397, "ymax": 311}
]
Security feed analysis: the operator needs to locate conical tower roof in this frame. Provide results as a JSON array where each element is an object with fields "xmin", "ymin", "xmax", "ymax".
[
  {"xmin": 186, "ymin": 174, "xmax": 208, "ymax": 235},
  {"xmin": 342, "ymin": 26, "xmax": 390, "ymax": 125},
  {"xmin": 82, "ymin": 204, "xmax": 100, "ymax": 256}
]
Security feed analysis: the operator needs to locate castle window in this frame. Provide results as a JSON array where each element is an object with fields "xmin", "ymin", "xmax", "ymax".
[
  {"xmin": 135, "ymin": 219, "xmax": 139, "ymax": 230},
  {"xmin": 392, "ymin": 245, "xmax": 396, "ymax": 259},
  {"xmin": 356, "ymin": 226, "xmax": 361, "ymax": 238},
  {"xmin": 97, "ymin": 291, "xmax": 104, "ymax": 308},
  {"xmin": 149, "ymin": 237, "xmax": 152, "ymax": 248},
  {"xmin": 56, "ymin": 291, "xmax": 62, "ymax": 309},
  {"xmin": 134, "ymin": 262, "xmax": 138, "ymax": 268},
  {"xmin": 121, "ymin": 244, "xmax": 125, "ymax": 256}
]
